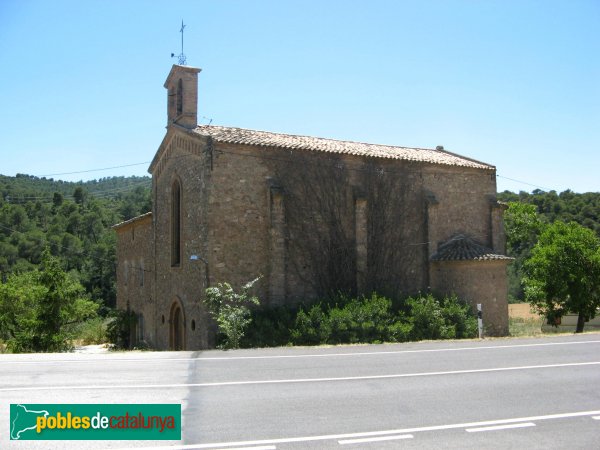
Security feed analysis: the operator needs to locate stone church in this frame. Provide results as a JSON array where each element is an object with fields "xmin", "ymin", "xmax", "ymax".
[{"xmin": 114, "ymin": 64, "xmax": 511, "ymax": 350}]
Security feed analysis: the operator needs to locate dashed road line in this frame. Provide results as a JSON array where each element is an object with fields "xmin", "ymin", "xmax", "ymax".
[
  {"xmin": 339, "ymin": 434, "xmax": 414, "ymax": 444},
  {"xmin": 210, "ymin": 446, "xmax": 276, "ymax": 450},
  {"xmin": 105, "ymin": 410, "xmax": 600, "ymax": 450},
  {"xmin": 466, "ymin": 422, "xmax": 536, "ymax": 433}
]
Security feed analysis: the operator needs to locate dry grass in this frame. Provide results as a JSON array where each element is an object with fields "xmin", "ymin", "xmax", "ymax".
[
  {"xmin": 509, "ymin": 303, "xmax": 544, "ymax": 336},
  {"xmin": 509, "ymin": 303, "xmax": 541, "ymax": 320},
  {"xmin": 508, "ymin": 303, "xmax": 572, "ymax": 336},
  {"xmin": 509, "ymin": 316, "xmax": 546, "ymax": 337}
]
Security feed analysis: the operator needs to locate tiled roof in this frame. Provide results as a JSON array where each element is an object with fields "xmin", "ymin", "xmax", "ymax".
[
  {"xmin": 431, "ymin": 235, "xmax": 513, "ymax": 262},
  {"xmin": 192, "ymin": 125, "xmax": 495, "ymax": 170},
  {"xmin": 112, "ymin": 212, "xmax": 152, "ymax": 230}
]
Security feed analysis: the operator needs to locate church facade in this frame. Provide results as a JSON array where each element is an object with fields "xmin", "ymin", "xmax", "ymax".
[{"xmin": 114, "ymin": 64, "xmax": 511, "ymax": 350}]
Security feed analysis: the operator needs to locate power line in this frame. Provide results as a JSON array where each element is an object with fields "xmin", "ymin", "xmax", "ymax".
[
  {"xmin": 37, "ymin": 161, "xmax": 151, "ymax": 178},
  {"xmin": 496, "ymin": 175, "xmax": 554, "ymax": 192},
  {"xmin": 4, "ymin": 178, "xmax": 152, "ymax": 204}
]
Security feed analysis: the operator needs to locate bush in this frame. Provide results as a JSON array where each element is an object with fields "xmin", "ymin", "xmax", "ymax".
[
  {"xmin": 291, "ymin": 304, "xmax": 331, "ymax": 345},
  {"xmin": 0, "ymin": 250, "xmax": 98, "ymax": 353},
  {"xmin": 204, "ymin": 277, "xmax": 261, "ymax": 349},
  {"xmin": 387, "ymin": 320, "xmax": 413, "ymax": 342},
  {"xmin": 407, "ymin": 293, "xmax": 477, "ymax": 340},
  {"xmin": 290, "ymin": 293, "xmax": 414, "ymax": 346},
  {"xmin": 239, "ymin": 292, "xmax": 477, "ymax": 348},
  {"xmin": 73, "ymin": 317, "xmax": 108, "ymax": 345},
  {"xmin": 242, "ymin": 305, "xmax": 296, "ymax": 348},
  {"xmin": 106, "ymin": 309, "xmax": 137, "ymax": 349}
]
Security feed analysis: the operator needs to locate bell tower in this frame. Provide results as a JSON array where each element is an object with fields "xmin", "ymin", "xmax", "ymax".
[{"xmin": 164, "ymin": 64, "xmax": 201, "ymax": 129}]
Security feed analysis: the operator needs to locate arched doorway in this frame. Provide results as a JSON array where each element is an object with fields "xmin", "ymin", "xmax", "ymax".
[{"xmin": 169, "ymin": 301, "xmax": 185, "ymax": 350}]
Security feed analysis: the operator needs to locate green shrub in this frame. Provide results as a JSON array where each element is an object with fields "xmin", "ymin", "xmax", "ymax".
[
  {"xmin": 408, "ymin": 294, "xmax": 449, "ymax": 340},
  {"xmin": 291, "ymin": 304, "xmax": 331, "ymax": 345},
  {"xmin": 440, "ymin": 294, "xmax": 478, "ymax": 338},
  {"xmin": 242, "ymin": 305, "xmax": 296, "ymax": 348},
  {"xmin": 204, "ymin": 277, "xmax": 261, "ymax": 349},
  {"xmin": 240, "ymin": 291, "xmax": 477, "ymax": 348},
  {"xmin": 407, "ymin": 293, "xmax": 477, "ymax": 340},
  {"xmin": 0, "ymin": 250, "xmax": 98, "ymax": 353},
  {"xmin": 387, "ymin": 320, "xmax": 413, "ymax": 342},
  {"xmin": 73, "ymin": 317, "xmax": 108, "ymax": 345},
  {"xmin": 290, "ymin": 293, "xmax": 409, "ymax": 346},
  {"xmin": 354, "ymin": 293, "xmax": 396, "ymax": 342},
  {"xmin": 327, "ymin": 305, "xmax": 356, "ymax": 344},
  {"xmin": 106, "ymin": 309, "xmax": 137, "ymax": 349}
]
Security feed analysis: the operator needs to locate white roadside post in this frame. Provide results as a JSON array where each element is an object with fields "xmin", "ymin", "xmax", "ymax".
[{"xmin": 477, "ymin": 303, "xmax": 483, "ymax": 339}]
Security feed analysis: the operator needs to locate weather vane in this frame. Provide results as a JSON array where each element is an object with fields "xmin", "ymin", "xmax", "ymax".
[{"xmin": 171, "ymin": 20, "xmax": 187, "ymax": 65}]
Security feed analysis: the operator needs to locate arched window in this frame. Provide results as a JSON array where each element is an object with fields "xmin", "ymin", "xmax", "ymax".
[
  {"xmin": 171, "ymin": 180, "xmax": 181, "ymax": 266},
  {"xmin": 176, "ymin": 78, "xmax": 183, "ymax": 116}
]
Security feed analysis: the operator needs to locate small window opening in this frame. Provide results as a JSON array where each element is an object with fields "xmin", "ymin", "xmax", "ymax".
[{"xmin": 176, "ymin": 78, "xmax": 183, "ymax": 116}]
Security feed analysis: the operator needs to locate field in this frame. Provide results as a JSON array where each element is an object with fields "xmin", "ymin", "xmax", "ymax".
[
  {"xmin": 509, "ymin": 303, "xmax": 542, "ymax": 320},
  {"xmin": 508, "ymin": 303, "xmax": 546, "ymax": 337}
]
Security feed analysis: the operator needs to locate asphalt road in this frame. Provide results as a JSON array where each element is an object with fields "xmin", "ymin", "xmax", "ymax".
[{"xmin": 2, "ymin": 334, "xmax": 600, "ymax": 449}]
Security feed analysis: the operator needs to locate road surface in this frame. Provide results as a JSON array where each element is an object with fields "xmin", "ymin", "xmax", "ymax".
[{"xmin": 1, "ymin": 334, "xmax": 599, "ymax": 449}]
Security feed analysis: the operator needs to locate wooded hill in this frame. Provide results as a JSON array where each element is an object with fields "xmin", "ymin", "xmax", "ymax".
[
  {"xmin": 0, "ymin": 173, "xmax": 598, "ymax": 311},
  {"xmin": 0, "ymin": 174, "xmax": 151, "ymax": 311},
  {"xmin": 498, "ymin": 189, "xmax": 600, "ymax": 236}
]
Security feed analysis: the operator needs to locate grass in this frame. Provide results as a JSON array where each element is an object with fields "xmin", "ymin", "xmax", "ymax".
[
  {"xmin": 71, "ymin": 317, "xmax": 109, "ymax": 345},
  {"xmin": 508, "ymin": 310, "xmax": 574, "ymax": 337},
  {"xmin": 508, "ymin": 316, "xmax": 545, "ymax": 337}
]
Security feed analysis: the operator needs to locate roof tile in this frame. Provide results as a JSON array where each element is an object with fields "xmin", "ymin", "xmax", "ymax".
[
  {"xmin": 431, "ymin": 235, "xmax": 513, "ymax": 261},
  {"xmin": 193, "ymin": 125, "xmax": 495, "ymax": 170}
]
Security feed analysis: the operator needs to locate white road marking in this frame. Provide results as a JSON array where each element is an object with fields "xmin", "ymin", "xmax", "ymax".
[
  {"xmin": 210, "ymin": 447, "xmax": 276, "ymax": 450},
  {"xmin": 339, "ymin": 434, "xmax": 414, "ymax": 444},
  {"xmin": 2, "ymin": 360, "xmax": 599, "ymax": 392},
  {"xmin": 592, "ymin": 416, "xmax": 600, "ymax": 420},
  {"xmin": 2, "ymin": 339, "xmax": 599, "ymax": 364},
  {"xmin": 466, "ymin": 422, "xmax": 536, "ymax": 432},
  {"xmin": 105, "ymin": 410, "xmax": 600, "ymax": 450},
  {"xmin": 106, "ymin": 446, "xmax": 276, "ymax": 450}
]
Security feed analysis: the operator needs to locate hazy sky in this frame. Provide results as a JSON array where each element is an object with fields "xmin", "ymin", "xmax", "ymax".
[{"xmin": 0, "ymin": 0, "xmax": 598, "ymax": 193}]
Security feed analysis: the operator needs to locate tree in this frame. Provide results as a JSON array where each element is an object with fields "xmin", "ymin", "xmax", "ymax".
[
  {"xmin": 523, "ymin": 221, "xmax": 600, "ymax": 332},
  {"xmin": 504, "ymin": 202, "xmax": 543, "ymax": 255},
  {"xmin": 504, "ymin": 202, "xmax": 544, "ymax": 301},
  {"xmin": 0, "ymin": 250, "xmax": 98, "ymax": 352},
  {"xmin": 52, "ymin": 192, "xmax": 63, "ymax": 208},
  {"xmin": 73, "ymin": 186, "xmax": 87, "ymax": 206},
  {"xmin": 204, "ymin": 277, "xmax": 261, "ymax": 349}
]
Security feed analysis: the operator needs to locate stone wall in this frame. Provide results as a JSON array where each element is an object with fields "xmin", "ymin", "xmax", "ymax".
[
  {"xmin": 206, "ymin": 142, "xmax": 272, "ymax": 302},
  {"xmin": 430, "ymin": 259, "xmax": 509, "ymax": 336},
  {"xmin": 151, "ymin": 130, "xmax": 214, "ymax": 350},
  {"xmin": 114, "ymin": 213, "xmax": 154, "ymax": 345},
  {"xmin": 423, "ymin": 166, "xmax": 497, "ymax": 260}
]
